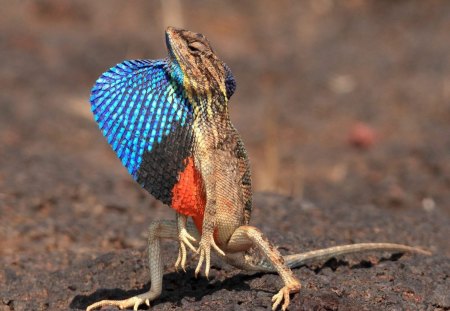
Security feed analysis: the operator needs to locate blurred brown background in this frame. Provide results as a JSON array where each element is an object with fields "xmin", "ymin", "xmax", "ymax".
[{"xmin": 1, "ymin": 0, "xmax": 449, "ymax": 266}]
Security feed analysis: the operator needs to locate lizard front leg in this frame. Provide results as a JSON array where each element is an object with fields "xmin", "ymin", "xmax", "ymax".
[
  {"xmin": 175, "ymin": 213, "xmax": 199, "ymax": 271},
  {"xmin": 87, "ymin": 219, "xmax": 197, "ymax": 311},
  {"xmin": 226, "ymin": 226, "xmax": 301, "ymax": 311},
  {"xmin": 194, "ymin": 199, "xmax": 225, "ymax": 278},
  {"xmin": 194, "ymin": 160, "xmax": 225, "ymax": 278}
]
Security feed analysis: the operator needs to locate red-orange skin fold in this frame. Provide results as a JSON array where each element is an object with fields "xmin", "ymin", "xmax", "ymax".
[{"xmin": 171, "ymin": 157, "xmax": 205, "ymax": 233}]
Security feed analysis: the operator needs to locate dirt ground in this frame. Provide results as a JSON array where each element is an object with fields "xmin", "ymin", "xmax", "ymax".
[{"xmin": 1, "ymin": 1, "xmax": 449, "ymax": 310}]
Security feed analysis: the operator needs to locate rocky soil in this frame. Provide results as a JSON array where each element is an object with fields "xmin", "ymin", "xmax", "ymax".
[{"xmin": 1, "ymin": 1, "xmax": 449, "ymax": 310}]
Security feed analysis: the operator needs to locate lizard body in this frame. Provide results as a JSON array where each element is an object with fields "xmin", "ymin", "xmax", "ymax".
[{"xmin": 86, "ymin": 27, "xmax": 430, "ymax": 311}]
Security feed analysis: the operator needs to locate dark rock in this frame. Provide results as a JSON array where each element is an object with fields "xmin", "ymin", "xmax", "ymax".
[{"xmin": 1, "ymin": 194, "xmax": 448, "ymax": 310}]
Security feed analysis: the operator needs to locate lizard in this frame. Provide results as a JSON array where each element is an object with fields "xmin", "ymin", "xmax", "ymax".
[{"xmin": 86, "ymin": 26, "xmax": 430, "ymax": 311}]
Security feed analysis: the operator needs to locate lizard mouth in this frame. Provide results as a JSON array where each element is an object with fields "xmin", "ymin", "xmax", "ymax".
[
  {"xmin": 166, "ymin": 26, "xmax": 183, "ymax": 34},
  {"xmin": 165, "ymin": 26, "xmax": 184, "ymax": 47},
  {"xmin": 165, "ymin": 26, "xmax": 187, "ymax": 60},
  {"xmin": 165, "ymin": 26, "xmax": 207, "ymax": 51}
]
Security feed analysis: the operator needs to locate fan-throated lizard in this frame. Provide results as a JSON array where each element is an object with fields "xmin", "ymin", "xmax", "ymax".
[{"xmin": 86, "ymin": 27, "xmax": 430, "ymax": 311}]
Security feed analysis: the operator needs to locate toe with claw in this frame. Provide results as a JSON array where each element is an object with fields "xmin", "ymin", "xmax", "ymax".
[
  {"xmin": 271, "ymin": 283, "xmax": 301, "ymax": 311},
  {"xmin": 86, "ymin": 291, "xmax": 159, "ymax": 311},
  {"xmin": 175, "ymin": 228, "xmax": 197, "ymax": 271},
  {"xmin": 194, "ymin": 234, "xmax": 225, "ymax": 278}
]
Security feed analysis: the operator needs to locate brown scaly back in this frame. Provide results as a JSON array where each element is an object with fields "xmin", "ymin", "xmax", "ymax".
[{"xmin": 237, "ymin": 139, "xmax": 253, "ymax": 224}]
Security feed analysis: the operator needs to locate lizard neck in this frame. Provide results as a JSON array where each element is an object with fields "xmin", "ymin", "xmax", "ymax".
[
  {"xmin": 191, "ymin": 96, "xmax": 236, "ymax": 151},
  {"xmin": 166, "ymin": 57, "xmax": 229, "ymax": 121},
  {"xmin": 192, "ymin": 96, "xmax": 229, "ymax": 125}
]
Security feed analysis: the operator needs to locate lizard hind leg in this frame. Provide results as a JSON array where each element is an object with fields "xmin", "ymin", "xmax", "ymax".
[
  {"xmin": 86, "ymin": 219, "xmax": 194, "ymax": 311},
  {"xmin": 226, "ymin": 226, "xmax": 301, "ymax": 311}
]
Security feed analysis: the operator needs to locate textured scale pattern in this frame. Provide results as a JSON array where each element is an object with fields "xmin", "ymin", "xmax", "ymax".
[
  {"xmin": 90, "ymin": 59, "xmax": 195, "ymax": 204},
  {"xmin": 90, "ymin": 59, "xmax": 192, "ymax": 178},
  {"xmin": 171, "ymin": 157, "xmax": 205, "ymax": 231},
  {"xmin": 86, "ymin": 28, "xmax": 430, "ymax": 311}
]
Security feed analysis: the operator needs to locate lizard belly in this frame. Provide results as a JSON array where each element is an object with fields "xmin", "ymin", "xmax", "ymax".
[
  {"xmin": 171, "ymin": 157, "xmax": 205, "ymax": 232},
  {"xmin": 214, "ymin": 151, "xmax": 247, "ymax": 245},
  {"xmin": 171, "ymin": 154, "xmax": 246, "ymax": 246}
]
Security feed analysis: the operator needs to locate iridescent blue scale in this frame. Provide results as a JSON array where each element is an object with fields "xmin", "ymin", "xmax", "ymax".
[{"xmin": 90, "ymin": 59, "xmax": 192, "ymax": 179}]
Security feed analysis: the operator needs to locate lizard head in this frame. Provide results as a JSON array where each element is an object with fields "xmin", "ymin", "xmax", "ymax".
[{"xmin": 165, "ymin": 26, "xmax": 236, "ymax": 103}]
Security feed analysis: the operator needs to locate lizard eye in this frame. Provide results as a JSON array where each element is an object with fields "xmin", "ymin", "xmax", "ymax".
[{"xmin": 188, "ymin": 41, "xmax": 205, "ymax": 53}]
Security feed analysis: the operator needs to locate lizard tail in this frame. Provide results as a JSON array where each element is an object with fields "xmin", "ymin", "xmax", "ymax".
[{"xmin": 256, "ymin": 243, "xmax": 431, "ymax": 272}]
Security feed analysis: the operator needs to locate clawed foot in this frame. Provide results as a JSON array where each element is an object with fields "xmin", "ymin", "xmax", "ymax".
[
  {"xmin": 175, "ymin": 228, "xmax": 197, "ymax": 271},
  {"xmin": 86, "ymin": 291, "xmax": 159, "ymax": 311},
  {"xmin": 271, "ymin": 283, "xmax": 301, "ymax": 311},
  {"xmin": 194, "ymin": 235, "xmax": 225, "ymax": 279}
]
